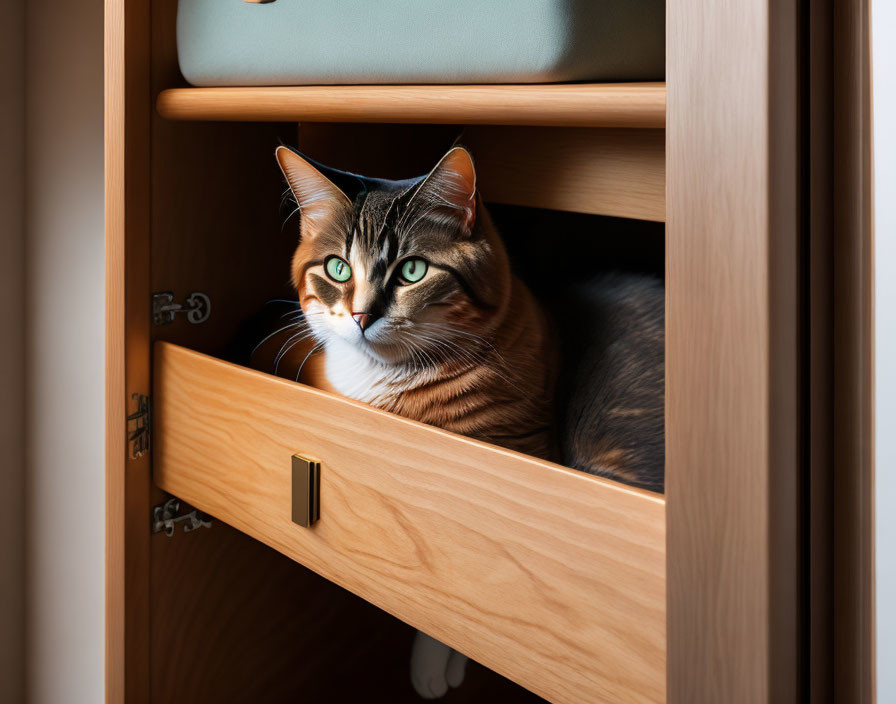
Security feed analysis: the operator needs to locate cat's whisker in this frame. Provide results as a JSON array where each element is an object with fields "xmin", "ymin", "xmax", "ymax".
[
  {"xmin": 281, "ymin": 205, "xmax": 301, "ymax": 231},
  {"xmin": 413, "ymin": 321, "xmax": 493, "ymax": 343},
  {"xmin": 296, "ymin": 341, "xmax": 325, "ymax": 382},
  {"xmin": 399, "ymin": 334, "xmax": 441, "ymax": 375},
  {"xmin": 273, "ymin": 330, "xmax": 318, "ymax": 375},
  {"xmin": 399, "ymin": 341, "xmax": 425, "ymax": 375},
  {"xmin": 250, "ymin": 320, "xmax": 310, "ymax": 357},
  {"xmin": 396, "ymin": 336, "xmax": 432, "ymax": 372},
  {"xmin": 414, "ymin": 322, "xmax": 503, "ymax": 355},
  {"xmin": 408, "ymin": 328, "xmax": 494, "ymax": 367},
  {"xmin": 416, "ymin": 344, "xmax": 440, "ymax": 372},
  {"xmin": 413, "ymin": 333, "xmax": 518, "ymax": 387},
  {"xmin": 270, "ymin": 324, "xmax": 320, "ymax": 368},
  {"xmin": 403, "ymin": 333, "xmax": 495, "ymax": 383},
  {"xmin": 416, "ymin": 326, "xmax": 511, "ymax": 370}
]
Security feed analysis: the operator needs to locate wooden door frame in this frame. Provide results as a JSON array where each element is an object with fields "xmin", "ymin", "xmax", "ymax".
[
  {"xmin": 666, "ymin": 0, "xmax": 875, "ymax": 702},
  {"xmin": 105, "ymin": 0, "xmax": 152, "ymax": 700},
  {"xmin": 832, "ymin": 0, "xmax": 875, "ymax": 700}
]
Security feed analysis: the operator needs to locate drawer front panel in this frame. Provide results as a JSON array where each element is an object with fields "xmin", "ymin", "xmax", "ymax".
[{"xmin": 154, "ymin": 342, "xmax": 666, "ymax": 703}]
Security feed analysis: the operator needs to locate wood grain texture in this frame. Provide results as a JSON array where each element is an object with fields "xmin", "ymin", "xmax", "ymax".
[
  {"xmin": 295, "ymin": 123, "xmax": 665, "ymax": 221},
  {"xmin": 153, "ymin": 342, "xmax": 667, "ymax": 704},
  {"xmin": 156, "ymin": 83, "xmax": 666, "ymax": 128},
  {"xmin": 105, "ymin": 0, "xmax": 152, "ymax": 701},
  {"xmin": 150, "ymin": 517, "xmax": 544, "ymax": 703},
  {"xmin": 831, "ymin": 0, "xmax": 875, "ymax": 700},
  {"xmin": 465, "ymin": 127, "xmax": 665, "ymax": 222},
  {"xmin": 666, "ymin": 0, "xmax": 801, "ymax": 701}
]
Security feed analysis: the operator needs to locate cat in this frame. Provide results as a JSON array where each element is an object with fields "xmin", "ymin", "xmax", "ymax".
[
  {"xmin": 250, "ymin": 144, "xmax": 664, "ymax": 699},
  {"xmin": 271, "ymin": 145, "xmax": 557, "ymax": 461}
]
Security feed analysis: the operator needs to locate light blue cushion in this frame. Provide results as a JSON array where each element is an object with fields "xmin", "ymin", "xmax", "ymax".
[{"xmin": 177, "ymin": 0, "xmax": 664, "ymax": 86}]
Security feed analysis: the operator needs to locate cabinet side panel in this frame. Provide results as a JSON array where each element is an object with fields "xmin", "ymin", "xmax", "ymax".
[{"xmin": 666, "ymin": 0, "xmax": 801, "ymax": 701}]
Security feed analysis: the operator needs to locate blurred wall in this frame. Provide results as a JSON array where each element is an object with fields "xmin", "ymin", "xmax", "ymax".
[
  {"xmin": 873, "ymin": 1, "xmax": 896, "ymax": 701},
  {"xmin": 0, "ymin": 0, "xmax": 26, "ymax": 701},
  {"xmin": 24, "ymin": 0, "xmax": 105, "ymax": 701}
]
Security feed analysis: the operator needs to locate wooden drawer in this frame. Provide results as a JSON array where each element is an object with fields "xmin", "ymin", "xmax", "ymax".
[{"xmin": 153, "ymin": 341, "xmax": 666, "ymax": 704}]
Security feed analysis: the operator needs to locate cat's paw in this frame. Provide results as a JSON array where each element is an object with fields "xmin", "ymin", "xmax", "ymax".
[{"xmin": 410, "ymin": 631, "xmax": 468, "ymax": 699}]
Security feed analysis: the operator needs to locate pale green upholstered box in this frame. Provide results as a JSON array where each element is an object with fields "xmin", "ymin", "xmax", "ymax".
[{"xmin": 176, "ymin": 0, "xmax": 664, "ymax": 86}]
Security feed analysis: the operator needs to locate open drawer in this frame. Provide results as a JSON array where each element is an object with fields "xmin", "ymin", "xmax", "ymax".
[{"xmin": 153, "ymin": 341, "xmax": 666, "ymax": 703}]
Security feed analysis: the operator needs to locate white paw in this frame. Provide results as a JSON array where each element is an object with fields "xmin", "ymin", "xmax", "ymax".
[{"xmin": 410, "ymin": 631, "xmax": 469, "ymax": 699}]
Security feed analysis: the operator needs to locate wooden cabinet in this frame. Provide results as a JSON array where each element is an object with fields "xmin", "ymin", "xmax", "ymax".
[{"xmin": 106, "ymin": 0, "xmax": 872, "ymax": 702}]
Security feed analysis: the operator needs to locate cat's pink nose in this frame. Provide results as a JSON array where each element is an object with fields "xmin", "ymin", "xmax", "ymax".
[{"xmin": 352, "ymin": 312, "xmax": 376, "ymax": 331}]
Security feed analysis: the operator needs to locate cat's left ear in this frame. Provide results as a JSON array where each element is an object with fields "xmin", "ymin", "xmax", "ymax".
[
  {"xmin": 275, "ymin": 146, "xmax": 353, "ymax": 237},
  {"xmin": 411, "ymin": 146, "xmax": 477, "ymax": 233}
]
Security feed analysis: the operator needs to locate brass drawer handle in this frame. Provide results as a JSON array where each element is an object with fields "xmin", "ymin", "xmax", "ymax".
[{"xmin": 292, "ymin": 455, "xmax": 320, "ymax": 527}]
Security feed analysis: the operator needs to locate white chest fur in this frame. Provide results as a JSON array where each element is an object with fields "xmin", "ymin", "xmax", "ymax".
[{"xmin": 323, "ymin": 339, "xmax": 407, "ymax": 406}]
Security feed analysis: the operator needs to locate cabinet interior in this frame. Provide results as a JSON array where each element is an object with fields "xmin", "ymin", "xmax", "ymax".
[{"xmin": 143, "ymin": 0, "xmax": 666, "ymax": 700}]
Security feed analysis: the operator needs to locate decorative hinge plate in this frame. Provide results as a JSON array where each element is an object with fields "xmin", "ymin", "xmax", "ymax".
[
  {"xmin": 151, "ymin": 498, "xmax": 213, "ymax": 537},
  {"xmin": 152, "ymin": 290, "xmax": 211, "ymax": 326},
  {"xmin": 127, "ymin": 393, "xmax": 151, "ymax": 459}
]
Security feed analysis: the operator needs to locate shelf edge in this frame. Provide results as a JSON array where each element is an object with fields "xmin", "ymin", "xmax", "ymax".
[{"xmin": 156, "ymin": 83, "xmax": 667, "ymax": 128}]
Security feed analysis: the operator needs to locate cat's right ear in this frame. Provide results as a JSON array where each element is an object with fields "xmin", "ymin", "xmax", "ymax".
[{"xmin": 275, "ymin": 147, "xmax": 352, "ymax": 237}]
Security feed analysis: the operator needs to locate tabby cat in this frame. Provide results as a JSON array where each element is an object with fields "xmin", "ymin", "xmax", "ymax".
[
  {"xmin": 258, "ymin": 145, "xmax": 664, "ymax": 699},
  {"xmin": 271, "ymin": 145, "xmax": 556, "ymax": 461}
]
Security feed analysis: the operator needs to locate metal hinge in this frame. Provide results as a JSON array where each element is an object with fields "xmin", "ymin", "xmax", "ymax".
[
  {"xmin": 152, "ymin": 291, "xmax": 211, "ymax": 326},
  {"xmin": 151, "ymin": 498, "xmax": 213, "ymax": 537},
  {"xmin": 127, "ymin": 393, "xmax": 151, "ymax": 459}
]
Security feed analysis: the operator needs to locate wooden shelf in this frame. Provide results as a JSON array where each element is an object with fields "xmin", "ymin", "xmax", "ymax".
[{"xmin": 156, "ymin": 82, "xmax": 666, "ymax": 128}]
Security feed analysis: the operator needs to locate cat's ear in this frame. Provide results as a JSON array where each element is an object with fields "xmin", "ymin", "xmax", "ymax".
[
  {"xmin": 275, "ymin": 147, "xmax": 352, "ymax": 236},
  {"xmin": 410, "ymin": 146, "xmax": 477, "ymax": 233}
]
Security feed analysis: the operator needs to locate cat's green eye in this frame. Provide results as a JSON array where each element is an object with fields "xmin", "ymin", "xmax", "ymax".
[
  {"xmin": 325, "ymin": 256, "xmax": 352, "ymax": 283},
  {"xmin": 399, "ymin": 258, "xmax": 428, "ymax": 284}
]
